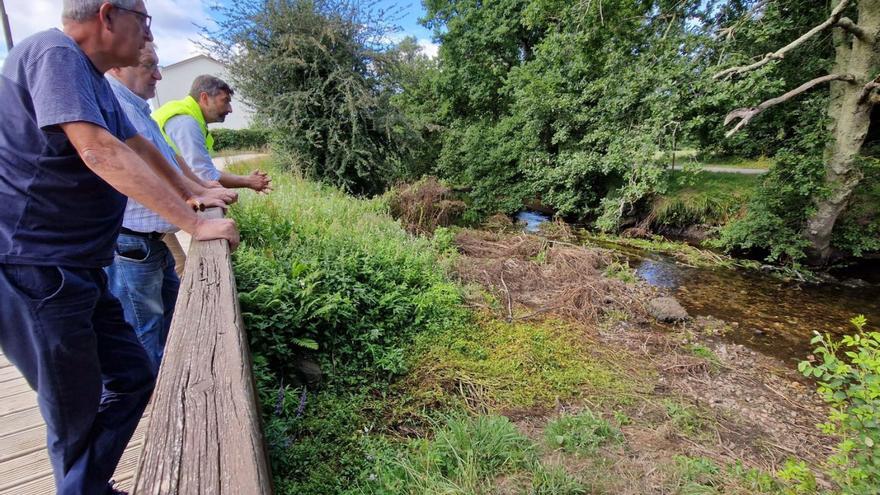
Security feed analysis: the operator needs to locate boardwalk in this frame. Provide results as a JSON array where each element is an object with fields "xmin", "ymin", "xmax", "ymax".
[
  {"xmin": 0, "ymin": 153, "xmax": 267, "ymax": 494},
  {"xmin": 0, "ymin": 352, "xmax": 147, "ymax": 494}
]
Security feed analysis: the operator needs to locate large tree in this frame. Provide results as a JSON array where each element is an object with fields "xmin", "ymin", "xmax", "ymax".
[
  {"xmin": 203, "ymin": 0, "xmax": 415, "ymax": 196},
  {"xmin": 717, "ymin": 0, "xmax": 880, "ymax": 263}
]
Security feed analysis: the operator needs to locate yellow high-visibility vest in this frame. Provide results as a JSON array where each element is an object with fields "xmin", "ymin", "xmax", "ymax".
[{"xmin": 152, "ymin": 95, "xmax": 215, "ymax": 153}]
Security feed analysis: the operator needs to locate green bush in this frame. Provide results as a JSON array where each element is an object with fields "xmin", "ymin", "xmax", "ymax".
[
  {"xmin": 229, "ymin": 159, "xmax": 469, "ymax": 493},
  {"xmin": 212, "ymin": 128, "xmax": 270, "ymax": 151},
  {"xmin": 799, "ymin": 316, "xmax": 880, "ymax": 494},
  {"xmin": 231, "ymin": 160, "xmax": 466, "ymax": 385}
]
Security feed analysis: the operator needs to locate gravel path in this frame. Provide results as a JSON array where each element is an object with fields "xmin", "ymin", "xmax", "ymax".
[{"xmin": 701, "ymin": 165, "xmax": 767, "ymax": 174}]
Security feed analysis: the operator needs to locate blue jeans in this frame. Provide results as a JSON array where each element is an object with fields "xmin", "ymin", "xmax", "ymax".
[
  {"xmin": 105, "ymin": 233, "xmax": 179, "ymax": 373},
  {"xmin": 0, "ymin": 263, "xmax": 155, "ymax": 495}
]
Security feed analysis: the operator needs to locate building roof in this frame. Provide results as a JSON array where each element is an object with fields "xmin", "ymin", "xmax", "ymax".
[{"xmin": 160, "ymin": 54, "xmax": 224, "ymax": 72}]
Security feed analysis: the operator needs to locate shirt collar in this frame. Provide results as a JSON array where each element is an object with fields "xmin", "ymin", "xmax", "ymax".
[{"xmin": 106, "ymin": 75, "xmax": 151, "ymax": 114}]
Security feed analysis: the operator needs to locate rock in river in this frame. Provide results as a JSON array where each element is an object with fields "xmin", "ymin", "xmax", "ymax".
[{"xmin": 648, "ymin": 296, "xmax": 689, "ymax": 323}]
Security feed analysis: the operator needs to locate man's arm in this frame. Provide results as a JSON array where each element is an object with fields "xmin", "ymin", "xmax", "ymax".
[
  {"xmin": 125, "ymin": 135, "xmax": 238, "ymax": 207},
  {"xmin": 175, "ymin": 153, "xmax": 214, "ymax": 188},
  {"xmin": 62, "ymin": 121, "xmax": 239, "ymax": 248},
  {"xmin": 125, "ymin": 134, "xmax": 203, "ymax": 202},
  {"xmin": 165, "ymin": 116, "xmax": 272, "ymax": 193},
  {"xmin": 218, "ymin": 169, "xmax": 272, "ymax": 193}
]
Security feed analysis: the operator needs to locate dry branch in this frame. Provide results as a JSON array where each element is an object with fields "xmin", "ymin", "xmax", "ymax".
[
  {"xmin": 858, "ymin": 74, "xmax": 880, "ymax": 103},
  {"xmin": 724, "ymin": 74, "xmax": 855, "ymax": 137},
  {"xmin": 714, "ymin": 0, "xmax": 851, "ymax": 80}
]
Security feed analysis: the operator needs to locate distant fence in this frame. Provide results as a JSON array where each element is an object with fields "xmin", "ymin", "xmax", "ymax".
[{"xmin": 132, "ymin": 208, "xmax": 272, "ymax": 494}]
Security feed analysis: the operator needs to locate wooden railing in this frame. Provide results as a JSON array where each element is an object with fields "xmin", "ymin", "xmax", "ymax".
[{"xmin": 132, "ymin": 208, "xmax": 272, "ymax": 494}]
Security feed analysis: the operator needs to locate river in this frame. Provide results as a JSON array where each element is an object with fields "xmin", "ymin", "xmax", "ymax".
[{"xmin": 516, "ymin": 210, "xmax": 880, "ymax": 365}]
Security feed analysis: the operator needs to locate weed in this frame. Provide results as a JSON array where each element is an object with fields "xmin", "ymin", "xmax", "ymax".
[
  {"xmin": 799, "ymin": 316, "xmax": 880, "ymax": 494},
  {"xmin": 669, "ymin": 455, "xmax": 722, "ymax": 494},
  {"xmin": 775, "ymin": 459, "xmax": 819, "ymax": 494},
  {"xmin": 686, "ymin": 344, "xmax": 722, "ymax": 371},
  {"xmin": 603, "ymin": 260, "xmax": 637, "ymax": 283},
  {"xmin": 368, "ymin": 415, "xmax": 535, "ymax": 494},
  {"xmin": 531, "ymin": 464, "xmax": 588, "ymax": 495},
  {"xmin": 663, "ymin": 399, "xmax": 707, "ymax": 438},
  {"xmin": 544, "ymin": 409, "xmax": 623, "ymax": 455}
]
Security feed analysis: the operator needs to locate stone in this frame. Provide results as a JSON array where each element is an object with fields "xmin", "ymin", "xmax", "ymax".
[
  {"xmin": 292, "ymin": 358, "xmax": 323, "ymax": 388},
  {"xmin": 647, "ymin": 296, "xmax": 689, "ymax": 323}
]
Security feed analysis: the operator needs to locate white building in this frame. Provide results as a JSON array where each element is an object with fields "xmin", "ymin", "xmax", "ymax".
[{"xmin": 150, "ymin": 54, "xmax": 255, "ymax": 130}]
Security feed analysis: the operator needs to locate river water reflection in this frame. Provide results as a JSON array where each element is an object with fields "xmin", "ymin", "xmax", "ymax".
[
  {"xmin": 515, "ymin": 210, "xmax": 880, "ymax": 365},
  {"xmin": 634, "ymin": 254, "xmax": 880, "ymax": 364}
]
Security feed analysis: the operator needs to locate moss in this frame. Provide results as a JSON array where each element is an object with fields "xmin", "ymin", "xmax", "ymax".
[{"xmin": 406, "ymin": 315, "xmax": 648, "ymax": 412}]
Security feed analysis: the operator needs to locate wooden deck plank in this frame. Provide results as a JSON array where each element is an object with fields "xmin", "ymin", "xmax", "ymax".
[
  {"xmin": 0, "ymin": 367, "xmax": 22, "ymax": 384},
  {"xmin": 0, "ymin": 379, "xmax": 33, "ymax": 400},
  {"xmin": 0, "ymin": 425, "xmax": 45, "ymax": 463},
  {"xmin": 0, "ymin": 439, "xmax": 143, "ymax": 495},
  {"xmin": 0, "ymin": 390, "xmax": 36, "ymax": 416},
  {"xmin": 0, "ymin": 407, "xmax": 42, "ymax": 439}
]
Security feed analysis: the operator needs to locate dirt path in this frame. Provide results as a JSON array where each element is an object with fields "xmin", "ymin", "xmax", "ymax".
[{"xmin": 701, "ymin": 165, "xmax": 767, "ymax": 174}]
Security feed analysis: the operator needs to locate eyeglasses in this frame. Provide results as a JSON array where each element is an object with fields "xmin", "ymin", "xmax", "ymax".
[{"xmin": 114, "ymin": 5, "xmax": 152, "ymax": 31}]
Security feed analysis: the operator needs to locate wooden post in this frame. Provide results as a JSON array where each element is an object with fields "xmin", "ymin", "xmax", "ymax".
[{"xmin": 132, "ymin": 208, "xmax": 272, "ymax": 494}]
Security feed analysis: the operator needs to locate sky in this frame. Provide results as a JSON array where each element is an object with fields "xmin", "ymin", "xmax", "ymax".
[{"xmin": 0, "ymin": 0, "xmax": 436, "ymax": 66}]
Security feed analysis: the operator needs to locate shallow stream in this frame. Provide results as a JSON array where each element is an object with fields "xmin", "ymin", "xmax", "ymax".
[{"xmin": 516, "ymin": 211, "xmax": 880, "ymax": 365}]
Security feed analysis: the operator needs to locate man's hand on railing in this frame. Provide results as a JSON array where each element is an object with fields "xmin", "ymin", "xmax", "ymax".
[
  {"xmin": 202, "ymin": 185, "xmax": 239, "ymax": 205},
  {"xmin": 193, "ymin": 217, "xmax": 240, "ymax": 251}
]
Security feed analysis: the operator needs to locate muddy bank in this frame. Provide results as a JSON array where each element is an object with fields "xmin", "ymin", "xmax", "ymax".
[{"xmin": 450, "ymin": 229, "xmax": 834, "ymax": 491}]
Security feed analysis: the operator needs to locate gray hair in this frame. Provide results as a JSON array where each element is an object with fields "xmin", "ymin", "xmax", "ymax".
[
  {"xmin": 62, "ymin": 0, "xmax": 138, "ymax": 22},
  {"xmin": 189, "ymin": 75, "xmax": 234, "ymax": 99}
]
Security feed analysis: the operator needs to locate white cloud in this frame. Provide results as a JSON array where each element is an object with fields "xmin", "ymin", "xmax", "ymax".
[
  {"xmin": 417, "ymin": 38, "xmax": 438, "ymax": 59},
  {"xmin": 2, "ymin": 0, "xmax": 216, "ymax": 65}
]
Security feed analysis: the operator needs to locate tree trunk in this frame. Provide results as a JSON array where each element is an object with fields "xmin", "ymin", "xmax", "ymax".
[{"xmin": 804, "ymin": 0, "xmax": 880, "ymax": 264}]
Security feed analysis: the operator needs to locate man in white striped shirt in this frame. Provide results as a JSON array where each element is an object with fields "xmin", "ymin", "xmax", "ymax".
[{"xmin": 104, "ymin": 43, "xmax": 237, "ymax": 372}]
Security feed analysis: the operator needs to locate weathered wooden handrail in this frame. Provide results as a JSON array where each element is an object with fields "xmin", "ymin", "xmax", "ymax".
[{"xmin": 132, "ymin": 208, "xmax": 272, "ymax": 494}]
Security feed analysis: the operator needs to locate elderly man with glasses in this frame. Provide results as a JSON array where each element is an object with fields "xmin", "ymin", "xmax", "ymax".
[
  {"xmin": 104, "ymin": 42, "xmax": 237, "ymax": 373},
  {"xmin": 0, "ymin": 1, "xmax": 239, "ymax": 494}
]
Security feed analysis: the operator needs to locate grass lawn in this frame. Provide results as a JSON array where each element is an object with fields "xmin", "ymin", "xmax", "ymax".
[
  {"xmin": 653, "ymin": 149, "xmax": 773, "ymax": 170},
  {"xmin": 646, "ymin": 171, "xmax": 761, "ymax": 230}
]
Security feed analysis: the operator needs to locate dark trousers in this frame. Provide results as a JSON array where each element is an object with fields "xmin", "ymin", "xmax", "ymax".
[{"xmin": 0, "ymin": 264, "xmax": 156, "ymax": 494}]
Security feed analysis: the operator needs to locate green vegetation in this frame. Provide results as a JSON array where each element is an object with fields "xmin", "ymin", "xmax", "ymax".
[
  {"xmin": 207, "ymin": 0, "xmax": 877, "ymax": 265},
  {"xmin": 207, "ymin": 0, "xmax": 419, "ymax": 195},
  {"xmin": 368, "ymin": 415, "xmax": 535, "ymax": 494},
  {"xmin": 652, "ymin": 172, "xmax": 759, "ymax": 229},
  {"xmin": 229, "ymin": 159, "xmax": 840, "ymax": 494},
  {"xmin": 544, "ymin": 409, "xmax": 623, "ymax": 455},
  {"xmin": 408, "ymin": 316, "xmax": 644, "ymax": 412},
  {"xmin": 229, "ymin": 158, "xmax": 468, "ymax": 493},
  {"xmin": 799, "ymin": 316, "xmax": 880, "ymax": 494},
  {"xmin": 211, "ymin": 128, "xmax": 270, "ymax": 152}
]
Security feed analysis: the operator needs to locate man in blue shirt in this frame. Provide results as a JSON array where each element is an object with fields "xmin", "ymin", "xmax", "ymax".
[
  {"xmin": 0, "ymin": 1, "xmax": 239, "ymax": 493},
  {"xmin": 105, "ymin": 42, "xmax": 237, "ymax": 373}
]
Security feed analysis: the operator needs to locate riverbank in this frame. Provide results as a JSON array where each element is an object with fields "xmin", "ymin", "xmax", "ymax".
[{"xmin": 225, "ymin": 157, "xmax": 864, "ymax": 494}]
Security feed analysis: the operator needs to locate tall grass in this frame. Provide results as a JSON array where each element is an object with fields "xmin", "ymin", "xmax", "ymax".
[{"xmin": 228, "ymin": 158, "xmax": 468, "ymax": 494}]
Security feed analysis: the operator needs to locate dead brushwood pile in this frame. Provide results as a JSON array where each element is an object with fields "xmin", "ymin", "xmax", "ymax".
[
  {"xmin": 453, "ymin": 230, "xmax": 653, "ymax": 323},
  {"xmin": 387, "ymin": 177, "xmax": 466, "ymax": 234}
]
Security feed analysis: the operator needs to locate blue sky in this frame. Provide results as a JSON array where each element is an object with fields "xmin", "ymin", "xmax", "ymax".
[{"xmin": 0, "ymin": 0, "xmax": 436, "ymax": 65}]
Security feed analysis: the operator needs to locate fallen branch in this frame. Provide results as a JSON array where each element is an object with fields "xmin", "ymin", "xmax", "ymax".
[
  {"xmin": 714, "ymin": 0, "xmax": 851, "ymax": 80},
  {"xmin": 724, "ymin": 73, "xmax": 855, "ymax": 136}
]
